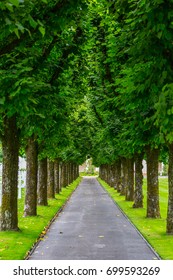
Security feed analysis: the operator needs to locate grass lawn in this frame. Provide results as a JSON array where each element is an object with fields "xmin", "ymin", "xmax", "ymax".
[
  {"xmin": 98, "ymin": 177, "xmax": 173, "ymax": 260},
  {"xmin": 0, "ymin": 177, "xmax": 81, "ymax": 260}
]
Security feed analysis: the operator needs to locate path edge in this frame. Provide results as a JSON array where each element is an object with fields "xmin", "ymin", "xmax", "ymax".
[
  {"xmin": 97, "ymin": 177, "xmax": 161, "ymax": 260},
  {"xmin": 25, "ymin": 178, "xmax": 83, "ymax": 260}
]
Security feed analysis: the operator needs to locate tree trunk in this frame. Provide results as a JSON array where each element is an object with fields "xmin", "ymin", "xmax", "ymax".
[
  {"xmin": 37, "ymin": 158, "xmax": 48, "ymax": 206},
  {"xmin": 111, "ymin": 162, "xmax": 116, "ymax": 189},
  {"xmin": 68, "ymin": 162, "xmax": 72, "ymax": 185},
  {"xmin": 59, "ymin": 161, "xmax": 62, "ymax": 191},
  {"xmin": 70, "ymin": 162, "xmax": 73, "ymax": 182},
  {"xmin": 107, "ymin": 164, "xmax": 111, "ymax": 185},
  {"xmin": 24, "ymin": 136, "xmax": 38, "ymax": 217},
  {"xmin": 64, "ymin": 162, "xmax": 68, "ymax": 187},
  {"xmin": 146, "ymin": 146, "xmax": 161, "ymax": 218},
  {"xmin": 76, "ymin": 163, "xmax": 79, "ymax": 179},
  {"xmin": 101, "ymin": 164, "xmax": 106, "ymax": 181},
  {"xmin": 74, "ymin": 163, "xmax": 76, "ymax": 181},
  {"xmin": 67, "ymin": 162, "xmax": 71, "ymax": 185},
  {"xmin": 109, "ymin": 164, "xmax": 114, "ymax": 187},
  {"xmin": 120, "ymin": 158, "xmax": 127, "ymax": 196},
  {"xmin": 105, "ymin": 164, "xmax": 109, "ymax": 184},
  {"xmin": 47, "ymin": 159, "xmax": 55, "ymax": 198},
  {"xmin": 115, "ymin": 159, "xmax": 121, "ymax": 192},
  {"xmin": 0, "ymin": 115, "xmax": 19, "ymax": 231},
  {"xmin": 54, "ymin": 158, "xmax": 60, "ymax": 194},
  {"xmin": 60, "ymin": 162, "xmax": 64, "ymax": 189},
  {"xmin": 77, "ymin": 164, "xmax": 79, "ymax": 178},
  {"xmin": 133, "ymin": 153, "xmax": 143, "ymax": 208},
  {"xmin": 167, "ymin": 144, "xmax": 173, "ymax": 234},
  {"xmin": 125, "ymin": 158, "xmax": 134, "ymax": 201}
]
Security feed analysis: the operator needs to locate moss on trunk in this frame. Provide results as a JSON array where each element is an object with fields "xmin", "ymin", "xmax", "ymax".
[
  {"xmin": 47, "ymin": 159, "xmax": 55, "ymax": 198},
  {"xmin": 117, "ymin": 159, "xmax": 122, "ymax": 192},
  {"xmin": 68, "ymin": 162, "xmax": 72, "ymax": 185},
  {"xmin": 133, "ymin": 153, "xmax": 144, "ymax": 208},
  {"xmin": 37, "ymin": 158, "xmax": 48, "ymax": 206},
  {"xmin": 125, "ymin": 158, "xmax": 134, "ymax": 201},
  {"xmin": 24, "ymin": 136, "xmax": 38, "ymax": 217},
  {"xmin": 167, "ymin": 144, "xmax": 173, "ymax": 234},
  {"xmin": 54, "ymin": 158, "xmax": 60, "ymax": 194},
  {"xmin": 120, "ymin": 158, "xmax": 127, "ymax": 196},
  {"xmin": 64, "ymin": 162, "xmax": 68, "ymax": 187},
  {"xmin": 0, "ymin": 115, "xmax": 19, "ymax": 231},
  {"xmin": 60, "ymin": 162, "xmax": 66, "ymax": 189},
  {"xmin": 146, "ymin": 146, "xmax": 160, "ymax": 218},
  {"xmin": 109, "ymin": 164, "xmax": 115, "ymax": 187}
]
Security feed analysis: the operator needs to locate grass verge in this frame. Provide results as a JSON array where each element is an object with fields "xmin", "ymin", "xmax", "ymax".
[
  {"xmin": 98, "ymin": 177, "xmax": 173, "ymax": 260},
  {"xmin": 0, "ymin": 177, "xmax": 81, "ymax": 260}
]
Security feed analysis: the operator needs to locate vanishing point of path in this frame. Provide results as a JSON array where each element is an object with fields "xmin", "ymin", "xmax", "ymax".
[{"xmin": 29, "ymin": 177, "xmax": 159, "ymax": 260}]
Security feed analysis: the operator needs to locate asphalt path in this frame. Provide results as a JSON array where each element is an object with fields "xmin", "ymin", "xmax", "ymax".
[{"xmin": 29, "ymin": 177, "xmax": 159, "ymax": 260}]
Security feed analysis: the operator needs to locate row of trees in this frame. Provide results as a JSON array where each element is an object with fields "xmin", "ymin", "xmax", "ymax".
[
  {"xmin": 78, "ymin": 0, "xmax": 173, "ymax": 234},
  {"xmin": 0, "ymin": 0, "xmax": 88, "ymax": 231},
  {"xmin": 1, "ymin": 0, "xmax": 173, "ymax": 236}
]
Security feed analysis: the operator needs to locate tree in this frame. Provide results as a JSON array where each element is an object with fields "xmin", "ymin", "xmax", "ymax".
[
  {"xmin": 0, "ymin": 0, "xmax": 86, "ymax": 229},
  {"xmin": 37, "ymin": 157, "xmax": 48, "ymax": 206},
  {"xmin": 24, "ymin": 136, "xmax": 38, "ymax": 216},
  {"xmin": 0, "ymin": 115, "xmax": 19, "ymax": 231},
  {"xmin": 133, "ymin": 153, "xmax": 144, "ymax": 208}
]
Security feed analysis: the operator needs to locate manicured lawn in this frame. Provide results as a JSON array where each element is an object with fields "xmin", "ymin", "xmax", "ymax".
[
  {"xmin": 0, "ymin": 177, "xmax": 81, "ymax": 260},
  {"xmin": 98, "ymin": 177, "xmax": 173, "ymax": 260}
]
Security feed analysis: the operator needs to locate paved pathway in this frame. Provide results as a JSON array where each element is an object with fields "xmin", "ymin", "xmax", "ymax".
[{"xmin": 29, "ymin": 177, "xmax": 159, "ymax": 260}]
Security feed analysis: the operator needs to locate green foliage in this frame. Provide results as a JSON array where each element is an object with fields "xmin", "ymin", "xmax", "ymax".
[
  {"xmin": 0, "ymin": 0, "xmax": 173, "ymax": 174},
  {"xmin": 0, "ymin": 0, "xmax": 88, "ymax": 163},
  {"xmin": 0, "ymin": 0, "xmax": 173, "ymax": 249},
  {"xmin": 80, "ymin": 0, "xmax": 173, "ymax": 165},
  {"xmin": 155, "ymin": 83, "xmax": 173, "ymax": 143}
]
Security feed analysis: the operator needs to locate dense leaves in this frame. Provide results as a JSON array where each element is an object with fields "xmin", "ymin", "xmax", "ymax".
[{"xmin": 1, "ymin": 0, "xmax": 173, "ymax": 233}]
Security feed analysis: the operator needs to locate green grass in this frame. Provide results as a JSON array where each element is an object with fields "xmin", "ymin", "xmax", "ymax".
[
  {"xmin": 98, "ymin": 177, "xmax": 173, "ymax": 260},
  {"xmin": 80, "ymin": 172, "xmax": 99, "ymax": 177},
  {"xmin": 0, "ymin": 177, "xmax": 81, "ymax": 260},
  {"xmin": 1, "ymin": 176, "xmax": 172, "ymax": 260}
]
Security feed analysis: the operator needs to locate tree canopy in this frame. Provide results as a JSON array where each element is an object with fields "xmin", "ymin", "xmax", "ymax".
[{"xmin": 1, "ymin": 0, "xmax": 173, "ymax": 233}]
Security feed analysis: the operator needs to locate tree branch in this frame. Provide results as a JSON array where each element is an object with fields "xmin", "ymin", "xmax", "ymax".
[
  {"xmin": 0, "ymin": 0, "xmax": 72, "ymax": 57},
  {"xmin": 92, "ymin": 105, "xmax": 104, "ymax": 126}
]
